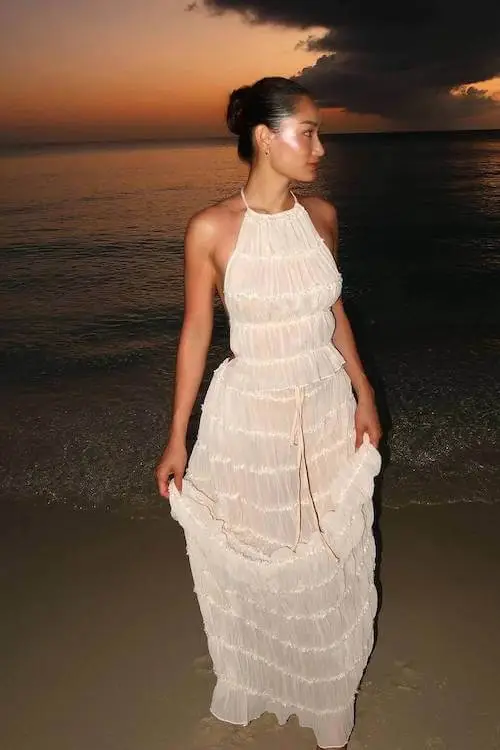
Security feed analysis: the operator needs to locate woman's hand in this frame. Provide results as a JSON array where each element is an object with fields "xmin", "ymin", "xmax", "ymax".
[
  {"xmin": 155, "ymin": 438, "xmax": 187, "ymax": 499},
  {"xmin": 354, "ymin": 391, "xmax": 382, "ymax": 449}
]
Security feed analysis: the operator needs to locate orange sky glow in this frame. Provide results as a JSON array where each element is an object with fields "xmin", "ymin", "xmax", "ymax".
[{"xmin": 1, "ymin": 0, "xmax": 499, "ymax": 144}]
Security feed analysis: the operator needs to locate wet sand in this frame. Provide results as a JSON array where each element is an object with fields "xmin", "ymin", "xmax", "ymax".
[{"xmin": 2, "ymin": 500, "xmax": 500, "ymax": 750}]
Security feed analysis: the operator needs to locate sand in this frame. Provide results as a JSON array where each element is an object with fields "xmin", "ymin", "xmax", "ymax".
[{"xmin": 2, "ymin": 499, "xmax": 500, "ymax": 750}]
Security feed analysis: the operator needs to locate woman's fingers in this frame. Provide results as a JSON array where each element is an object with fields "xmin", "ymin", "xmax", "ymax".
[
  {"xmin": 355, "ymin": 420, "xmax": 382, "ymax": 450},
  {"xmin": 355, "ymin": 424, "xmax": 364, "ymax": 450},
  {"xmin": 156, "ymin": 441, "xmax": 187, "ymax": 499},
  {"xmin": 366, "ymin": 424, "xmax": 382, "ymax": 448},
  {"xmin": 174, "ymin": 470, "xmax": 183, "ymax": 492},
  {"xmin": 370, "ymin": 418, "xmax": 382, "ymax": 447},
  {"xmin": 156, "ymin": 464, "xmax": 172, "ymax": 499},
  {"xmin": 155, "ymin": 463, "xmax": 184, "ymax": 498}
]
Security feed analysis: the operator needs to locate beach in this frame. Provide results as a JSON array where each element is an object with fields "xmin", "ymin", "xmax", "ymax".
[
  {"xmin": 1, "ymin": 134, "xmax": 499, "ymax": 748},
  {"xmin": 2, "ymin": 496, "xmax": 500, "ymax": 750}
]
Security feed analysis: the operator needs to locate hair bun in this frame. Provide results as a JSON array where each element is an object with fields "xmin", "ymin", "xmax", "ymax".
[{"xmin": 226, "ymin": 85, "xmax": 252, "ymax": 136}]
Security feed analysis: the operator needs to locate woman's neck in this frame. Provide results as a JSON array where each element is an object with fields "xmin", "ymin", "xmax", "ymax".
[{"xmin": 243, "ymin": 171, "xmax": 293, "ymax": 214}]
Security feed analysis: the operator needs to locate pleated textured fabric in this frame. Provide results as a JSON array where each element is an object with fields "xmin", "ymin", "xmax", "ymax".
[{"xmin": 169, "ymin": 190, "xmax": 381, "ymax": 748}]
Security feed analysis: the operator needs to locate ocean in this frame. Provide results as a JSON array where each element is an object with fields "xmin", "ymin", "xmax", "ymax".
[{"xmin": 1, "ymin": 132, "xmax": 499, "ymax": 515}]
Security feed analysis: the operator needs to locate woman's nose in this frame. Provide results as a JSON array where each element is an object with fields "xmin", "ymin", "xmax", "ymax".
[{"xmin": 314, "ymin": 135, "xmax": 325, "ymax": 157}]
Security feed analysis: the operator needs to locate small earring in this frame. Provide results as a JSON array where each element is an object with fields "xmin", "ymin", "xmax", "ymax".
[{"xmin": 265, "ymin": 148, "xmax": 270, "ymax": 156}]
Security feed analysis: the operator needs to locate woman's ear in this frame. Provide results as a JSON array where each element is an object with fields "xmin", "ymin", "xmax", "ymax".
[{"xmin": 254, "ymin": 123, "xmax": 273, "ymax": 157}]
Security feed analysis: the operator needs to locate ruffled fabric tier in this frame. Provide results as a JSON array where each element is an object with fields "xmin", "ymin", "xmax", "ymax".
[
  {"xmin": 169, "ymin": 361, "xmax": 381, "ymax": 749},
  {"xmin": 224, "ymin": 345, "xmax": 345, "ymax": 392},
  {"xmin": 169, "ymin": 433, "xmax": 380, "ymax": 582},
  {"xmin": 169, "ymin": 434, "xmax": 380, "ymax": 749},
  {"xmin": 224, "ymin": 203, "xmax": 344, "ymax": 391},
  {"xmin": 185, "ymin": 359, "xmax": 367, "ymax": 553}
]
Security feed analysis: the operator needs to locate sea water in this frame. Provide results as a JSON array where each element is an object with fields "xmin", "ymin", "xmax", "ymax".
[{"xmin": 1, "ymin": 132, "xmax": 499, "ymax": 513}]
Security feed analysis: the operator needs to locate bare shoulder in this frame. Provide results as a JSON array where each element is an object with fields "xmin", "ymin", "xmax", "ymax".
[
  {"xmin": 185, "ymin": 193, "xmax": 244, "ymax": 251},
  {"xmin": 300, "ymin": 195, "xmax": 338, "ymax": 229},
  {"xmin": 300, "ymin": 196, "xmax": 339, "ymax": 257}
]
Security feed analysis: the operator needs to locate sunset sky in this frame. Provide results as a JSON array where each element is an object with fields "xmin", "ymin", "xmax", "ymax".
[{"xmin": 1, "ymin": 0, "xmax": 499, "ymax": 144}]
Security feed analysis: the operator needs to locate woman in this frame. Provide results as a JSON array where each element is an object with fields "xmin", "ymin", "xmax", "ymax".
[{"xmin": 156, "ymin": 76, "xmax": 382, "ymax": 749}]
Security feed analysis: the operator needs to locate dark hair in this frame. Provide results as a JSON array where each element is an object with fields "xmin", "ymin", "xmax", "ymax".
[{"xmin": 226, "ymin": 76, "xmax": 312, "ymax": 164}]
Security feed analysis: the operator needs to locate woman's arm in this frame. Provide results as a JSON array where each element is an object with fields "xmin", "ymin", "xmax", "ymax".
[
  {"xmin": 328, "ymin": 206, "xmax": 373, "ymax": 402},
  {"xmin": 169, "ymin": 211, "xmax": 217, "ymax": 442},
  {"xmin": 313, "ymin": 198, "xmax": 381, "ymax": 447},
  {"xmin": 331, "ymin": 299, "xmax": 374, "ymax": 403},
  {"xmin": 156, "ymin": 210, "xmax": 217, "ymax": 497}
]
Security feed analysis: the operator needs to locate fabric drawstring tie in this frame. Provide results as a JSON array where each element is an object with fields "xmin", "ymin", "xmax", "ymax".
[{"xmin": 289, "ymin": 385, "xmax": 338, "ymax": 559}]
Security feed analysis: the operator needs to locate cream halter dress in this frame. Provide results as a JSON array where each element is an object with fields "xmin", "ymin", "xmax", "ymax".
[{"xmin": 169, "ymin": 188, "xmax": 381, "ymax": 748}]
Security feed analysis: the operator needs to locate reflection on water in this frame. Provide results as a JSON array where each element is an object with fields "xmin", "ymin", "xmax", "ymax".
[{"xmin": 0, "ymin": 143, "xmax": 247, "ymax": 242}]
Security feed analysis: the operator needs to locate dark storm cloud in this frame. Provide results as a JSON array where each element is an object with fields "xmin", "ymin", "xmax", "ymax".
[{"xmin": 203, "ymin": 0, "xmax": 500, "ymax": 124}]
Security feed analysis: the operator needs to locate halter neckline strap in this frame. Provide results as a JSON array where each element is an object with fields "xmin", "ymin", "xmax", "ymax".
[{"xmin": 240, "ymin": 187, "xmax": 299, "ymax": 217}]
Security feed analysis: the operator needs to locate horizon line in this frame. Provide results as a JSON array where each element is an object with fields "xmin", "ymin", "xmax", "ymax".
[{"xmin": 1, "ymin": 126, "xmax": 499, "ymax": 152}]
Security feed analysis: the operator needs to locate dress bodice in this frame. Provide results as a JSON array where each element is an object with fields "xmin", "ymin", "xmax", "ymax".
[{"xmin": 223, "ymin": 190, "xmax": 345, "ymax": 390}]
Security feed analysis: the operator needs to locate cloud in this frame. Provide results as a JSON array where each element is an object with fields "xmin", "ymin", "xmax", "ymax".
[{"xmin": 203, "ymin": 0, "xmax": 500, "ymax": 125}]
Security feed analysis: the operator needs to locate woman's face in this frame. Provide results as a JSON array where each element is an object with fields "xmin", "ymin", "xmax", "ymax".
[{"xmin": 270, "ymin": 96, "xmax": 325, "ymax": 183}]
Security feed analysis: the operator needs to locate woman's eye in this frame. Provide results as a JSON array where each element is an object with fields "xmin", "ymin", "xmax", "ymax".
[{"xmin": 304, "ymin": 130, "xmax": 313, "ymax": 137}]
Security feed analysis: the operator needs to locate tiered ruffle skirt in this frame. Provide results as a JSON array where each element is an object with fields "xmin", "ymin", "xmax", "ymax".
[{"xmin": 170, "ymin": 357, "xmax": 381, "ymax": 748}]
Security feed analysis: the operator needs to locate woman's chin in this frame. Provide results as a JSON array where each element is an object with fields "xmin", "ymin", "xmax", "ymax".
[{"xmin": 296, "ymin": 169, "xmax": 318, "ymax": 184}]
